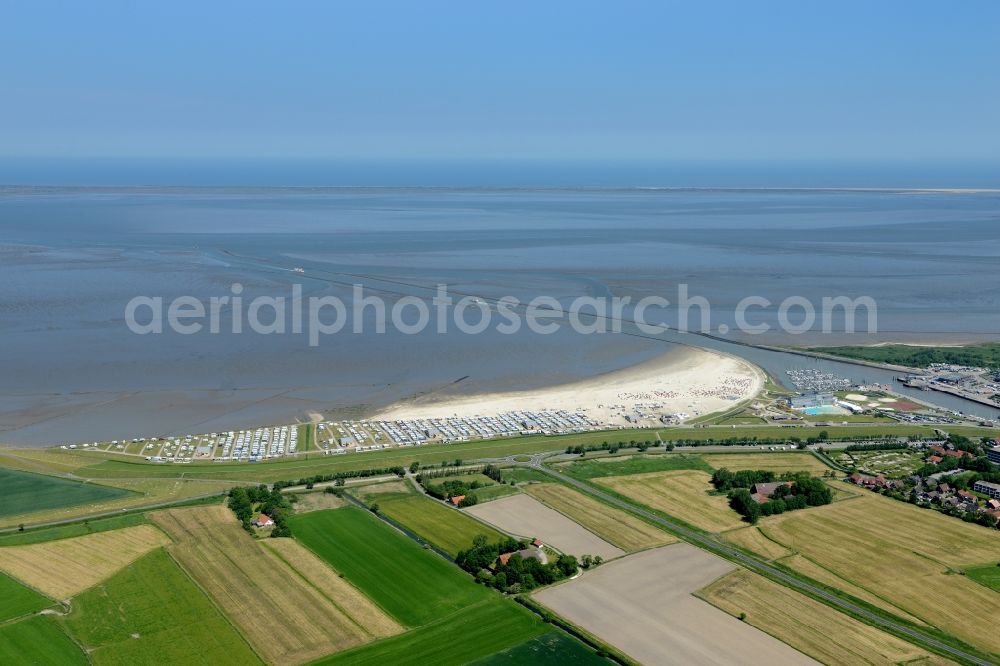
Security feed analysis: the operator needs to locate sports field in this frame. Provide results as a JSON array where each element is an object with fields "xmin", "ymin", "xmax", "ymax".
[
  {"xmin": 698, "ymin": 569, "xmax": 940, "ymax": 666},
  {"xmin": 151, "ymin": 505, "xmax": 400, "ymax": 665},
  {"xmin": 0, "ymin": 525, "xmax": 170, "ymax": 599},
  {"xmin": 0, "ymin": 571, "xmax": 51, "ymax": 621},
  {"xmin": 0, "ymin": 615, "xmax": 86, "ymax": 665},
  {"xmin": 465, "ymin": 494, "xmax": 624, "ymax": 560},
  {"xmin": 597, "ymin": 470, "xmax": 744, "ymax": 532},
  {"xmin": 62, "ymin": 548, "xmax": 262, "ymax": 666},
  {"xmin": 470, "ymin": 631, "xmax": 609, "ymax": 665},
  {"xmin": 0, "ymin": 467, "xmax": 132, "ymax": 518},
  {"xmin": 375, "ymin": 493, "xmax": 503, "ymax": 555},
  {"xmin": 311, "ymin": 597, "xmax": 548, "ymax": 666},
  {"xmin": 289, "ymin": 507, "xmax": 491, "ymax": 627},
  {"xmin": 522, "ymin": 483, "xmax": 674, "ymax": 551},
  {"xmin": 758, "ymin": 490, "xmax": 1000, "ymax": 654},
  {"xmin": 699, "ymin": 452, "xmax": 830, "ymax": 474}
]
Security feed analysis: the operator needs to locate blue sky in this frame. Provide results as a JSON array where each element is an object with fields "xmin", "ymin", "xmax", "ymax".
[{"xmin": 2, "ymin": 1, "xmax": 999, "ymax": 162}]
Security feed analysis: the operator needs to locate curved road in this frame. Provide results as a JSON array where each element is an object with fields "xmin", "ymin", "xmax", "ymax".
[{"xmin": 521, "ymin": 455, "xmax": 995, "ymax": 666}]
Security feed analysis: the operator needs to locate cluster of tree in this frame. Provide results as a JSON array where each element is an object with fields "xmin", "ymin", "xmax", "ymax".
[
  {"xmin": 457, "ymin": 535, "xmax": 578, "ymax": 593},
  {"xmin": 271, "ymin": 466, "xmax": 406, "ymax": 491},
  {"xmin": 811, "ymin": 343, "xmax": 1000, "ymax": 370},
  {"xmin": 227, "ymin": 485, "xmax": 292, "ymax": 537},
  {"xmin": 727, "ymin": 474, "xmax": 832, "ymax": 524},
  {"xmin": 419, "ymin": 478, "xmax": 482, "ymax": 505},
  {"xmin": 710, "ymin": 468, "xmax": 775, "ymax": 492},
  {"xmin": 579, "ymin": 554, "xmax": 604, "ymax": 569},
  {"xmin": 565, "ymin": 440, "xmax": 665, "ymax": 456},
  {"xmin": 844, "ymin": 442, "xmax": 909, "ymax": 452}
]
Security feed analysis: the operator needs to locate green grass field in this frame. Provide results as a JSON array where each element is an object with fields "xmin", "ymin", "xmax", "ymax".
[
  {"xmin": 376, "ymin": 493, "xmax": 503, "ymax": 555},
  {"xmin": 965, "ymin": 564, "xmax": 1000, "ymax": 592},
  {"xmin": 290, "ymin": 507, "xmax": 491, "ymax": 626},
  {"xmin": 470, "ymin": 631, "xmax": 609, "ymax": 665},
  {"xmin": 0, "ymin": 571, "xmax": 52, "ymax": 622},
  {"xmin": 0, "ymin": 468, "xmax": 133, "ymax": 518},
  {"xmin": 309, "ymin": 597, "xmax": 548, "ymax": 666},
  {"xmin": 0, "ymin": 615, "xmax": 86, "ymax": 665},
  {"xmin": 811, "ymin": 343, "xmax": 1000, "ymax": 369},
  {"xmin": 61, "ymin": 548, "xmax": 262, "ymax": 666},
  {"xmin": 0, "ymin": 513, "xmax": 150, "ymax": 547},
  {"xmin": 474, "ymin": 483, "xmax": 521, "ymax": 502},
  {"xmin": 559, "ymin": 453, "xmax": 713, "ymax": 479}
]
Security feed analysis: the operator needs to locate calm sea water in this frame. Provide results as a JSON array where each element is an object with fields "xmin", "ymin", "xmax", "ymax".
[{"xmin": 2, "ymin": 187, "xmax": 998, "ymax": 444}]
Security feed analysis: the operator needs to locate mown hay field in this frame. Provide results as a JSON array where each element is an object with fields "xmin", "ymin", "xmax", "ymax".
[
  {"xmin": 151, "ymin": 505, "xmax": 400, "ymax": 665},
  {"xmin": 721, "ymin": 526, "xmax": 792, "ymax": 561},
  {"xmin": 375, "ymin": 493, "xmax": 504, "ymax": 556},
  {"xmin": 62, "ymin": 548, "xmax": 262, "ymax": 666},
  {"xmin": 522, "ymin": 483, "xmax": 674, "ymax": 551},
  {"xmin": 699, "ymin": 452, "xmax": 830, "ymax": 474},
  {"xmin": 0, "ymin": 525, "xmax": 169, "ymax": 599},
  {"xmin": 698, "ymin": 569, "xmax": 949, "ymax": 666},
  {"xmin": 597, "ymin": 470, "xmax": 743, "ymax": 532},
  {"xmin": 758, "ymin": 491, "xmax": 1000, "ymax": 655},
  {"xmin": 288, "ymin": 507, "xmax": 491, "ymax": 627}
]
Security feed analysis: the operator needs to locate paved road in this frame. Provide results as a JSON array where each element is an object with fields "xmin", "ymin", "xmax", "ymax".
[{"xmin": 523, "ymin": 456, "xmax": 996, "ymax": 666}]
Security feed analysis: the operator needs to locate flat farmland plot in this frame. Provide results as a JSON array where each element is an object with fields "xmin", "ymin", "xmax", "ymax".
[
  {"xmin": 376, "ymin": 493, "xmax": 503, "ymax": 555},
  {"xmin": 534, "ymin": 543, "xmax": 815, "ymax": 665},
  {"xmin": 698, "ymin": 569, "xmax": 939, "ymax": 666},
  {"xmin": 471, "ymin": 631, "xmax": 609, "ymax": 665},
  {"xmin": 759, "ymin": 491, "xmax": 1000, "ymax": 654},
  {"xmin": 464, "ymin": 494, "xmax": 624, "ymax": 560},
  {"xmin": 288, "ymin": 507, "xmax": 490, "ymax": 627},
  {"xmin": 0, "ymin": 571, "xmax": 52, "ymax": 621},
  {"xmin": 0, "ymin": 467, "xmax": 131, "ymax": 519},
  {"xmin": 597, "ymin": 470, "xmax": 743, "ymax": 532},
  {"xmin": 522, "ymin": 483, "xmax": 674, "ymax": 551},
  {"xmin": 0, "ymin": 525, "xmax": 170, "ymax": 599},
  {"xmin": 0, "ymin": 615, "xmax": 86, "ymax": 665},
  {"xmin": 699, "ymin": 452, "xmax": 829, "ymax": 474},
  {"xmin": 151, "ymin": 505, "xmax": 400, "ymax": 665},
  {"xmin": 312, "ymin": 597, "xmax": 547, "ymax": 666},
  {"xmin": 62, "ymin": 548, "xmax": 262, "ymax": 666}
]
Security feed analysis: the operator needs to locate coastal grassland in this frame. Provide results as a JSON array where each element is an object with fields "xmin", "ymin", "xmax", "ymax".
[
  {"xmin": 0, "ymin": 467, "xmax": 132, "ymax": 519},
  {"xmin": 558, "ymin": 453, "xmax": 713, "ymax": 479},
  {"xmin": 697, "ymin": 569, "xmax": 945, "ymax": 666},
  {"xmin": 0, "ymin": 571, "xmax": 52, "ymax": 621},
  {"xmin": 721, "ymin": 526, "xmax": 793, "ymax": 561},
  {"xmin": 698, "ymin": 452, "xmax": 830, "ymax": 474},
  {"xmin": 596, "ymin": 470, "xmax": 743, "ymax": 532},
  {"xmin": 0, "ymin": 615, "xmax": 86, "ymax": 665},
  {"xmin": 298, "ymin": 424, "xmax": 314, "ymax": 452},
  {"xmin": 375, "ymin": 493, "xmax": 504, "ymax": 556},
  {"xmin": 810, "ymin": 343, "xmax": 1000, "ymax": 369},
  {"xmin": 310, "ymin": 597, "xmax": 548, "ymax": 666},
  {"xmin": 150, "ymin": 505, "xmax": 399, "ymax": 665},
  {"xmin": 61, "ymin": 548, "xmax": 262, "ymax": 666},
  {"xmin": 0, "ymin": 525, "xmax": 170, "ymax": 599},
  {"xmin": 758, "ymin": 490, "xmax": 1000, "ymax": 654},
  {"xmin": 964, "ymin": 563, "xmax": 1000, "ymax": 592},
  {"xmin": 0, "ymin": 513, "xmax": 150, "ymax": 547},
  {"xmin": 289, "ymin": 507, "xmax": 491, "ymax": 626},
  {"xmin": 470, "ymin": 632, "xmax": 609, "ymax": 665},
  {"xmin": 522, "ymin": 483, "xmax": 675, "ymax": 551},
  {"xmin": 0, "ymin": 475, "xmax": 233, "ymax": 529}
]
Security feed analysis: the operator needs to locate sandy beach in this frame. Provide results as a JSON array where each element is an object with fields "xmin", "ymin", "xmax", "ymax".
[{"xmin": 374, "ymin": 346, "xmax": 764, "ymax": 426}]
